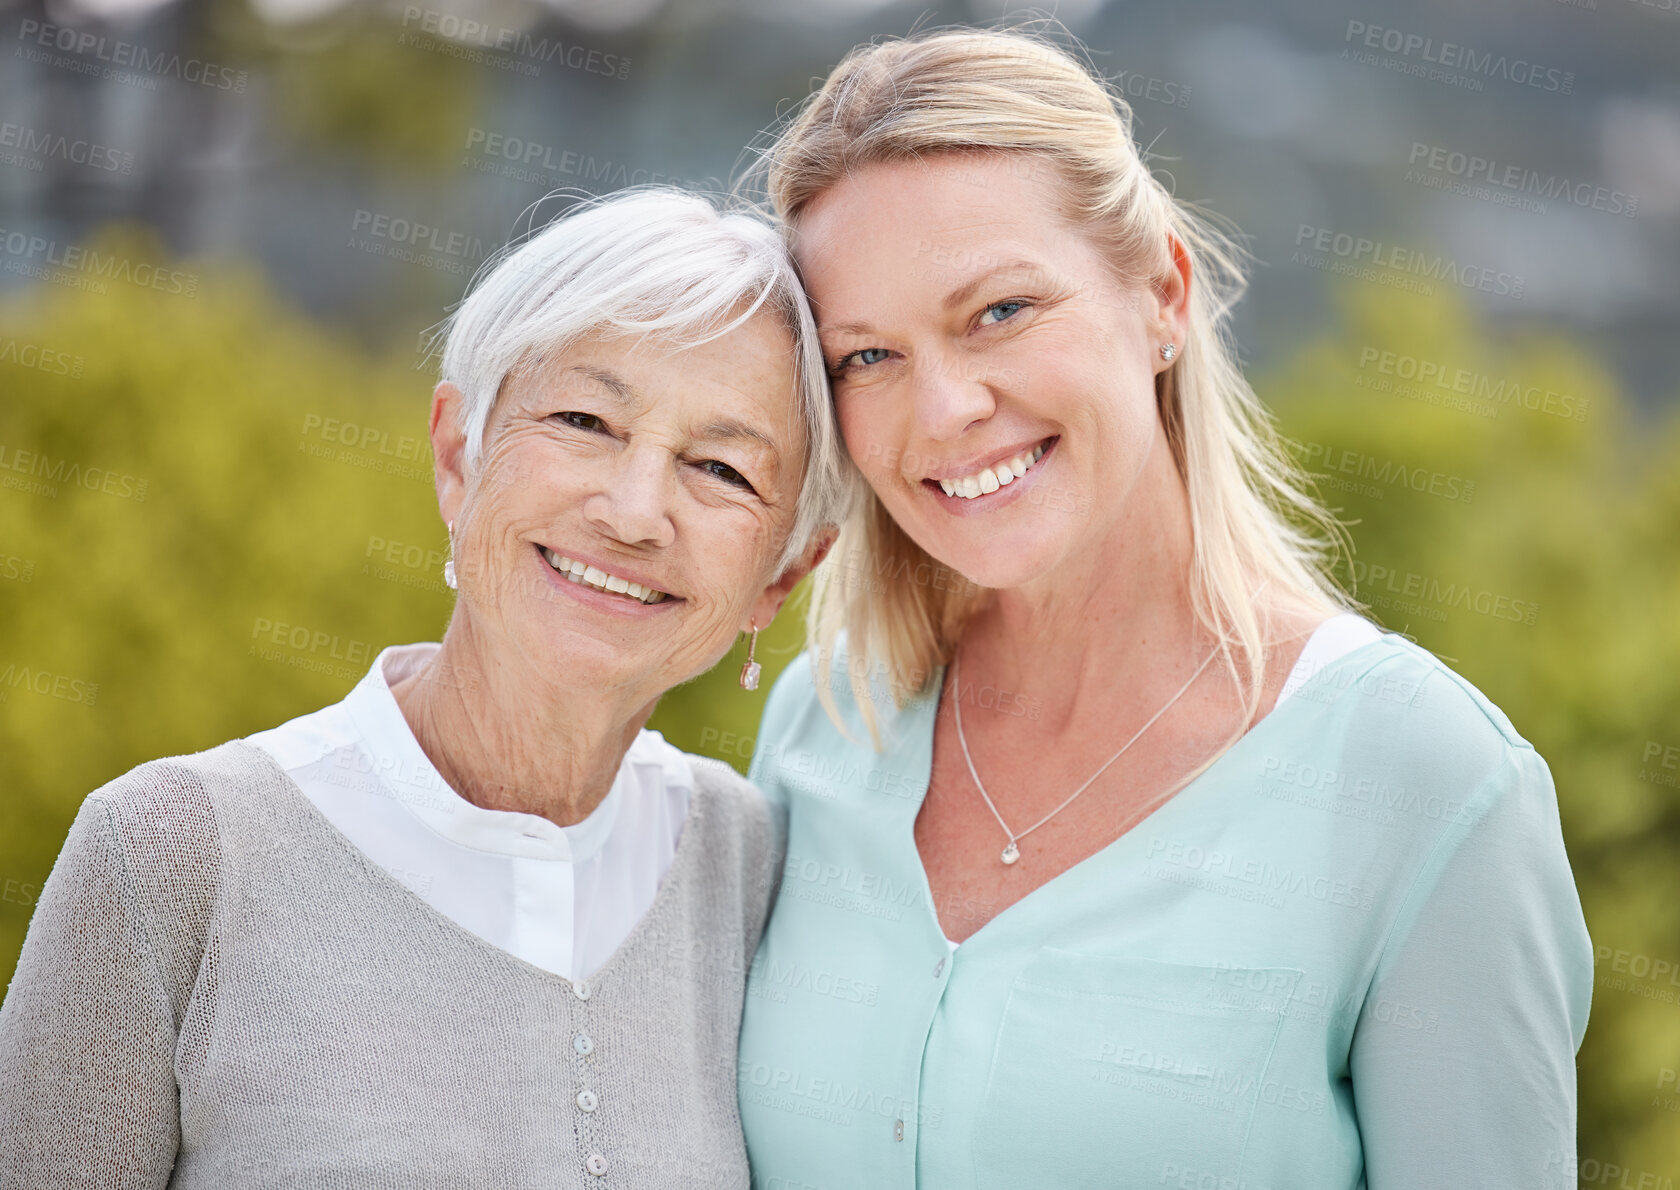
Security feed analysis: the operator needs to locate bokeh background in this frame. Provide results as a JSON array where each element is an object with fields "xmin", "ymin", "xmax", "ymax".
[{"xmin": 2, "ymin": 0, "xmax": 1678, "ymax": 1179}]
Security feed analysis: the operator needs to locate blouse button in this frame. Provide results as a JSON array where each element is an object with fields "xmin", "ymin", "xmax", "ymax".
[
  {"xmin": 573, "ymin": 1034, "xmax": 595, "ymax": 1056},
  {"xmin": 572, "ymin": 979, "xmax": 592, "ymax": 1001},
  {"xmin": 586, "ymin": 1153, "xmax": 608, "ymax": 1177},
  {"xmin": 577, "ymin": 1089, "xmax": 599, "ymax": 1113}
]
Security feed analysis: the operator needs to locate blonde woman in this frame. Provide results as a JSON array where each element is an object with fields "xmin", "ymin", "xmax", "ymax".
[{"xmin": 735, "ymin": 28, "xmax": 1591, "ymax": 1189}]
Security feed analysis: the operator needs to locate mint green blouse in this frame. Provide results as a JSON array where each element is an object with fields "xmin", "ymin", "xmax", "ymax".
[{"xmin": 737, "ymin": 630, "xmax": 1591, "ymax": 1189}]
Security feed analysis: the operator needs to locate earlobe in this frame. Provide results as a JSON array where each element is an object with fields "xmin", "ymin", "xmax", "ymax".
[{"xmin": 746, "ymin": 526, "xmax": 840, "ymax": 635}]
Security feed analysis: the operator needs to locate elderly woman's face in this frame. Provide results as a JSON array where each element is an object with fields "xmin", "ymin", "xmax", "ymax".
[
  {"xmin": 448, "ymin": 312, "xmax": 805, "ymax": 696},
  {"xmin": 794, "ymin": 152, "xmax": 1182, "ymax": 591}
]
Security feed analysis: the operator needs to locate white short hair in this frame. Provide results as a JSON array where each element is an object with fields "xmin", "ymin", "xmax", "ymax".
[{"xmin": 437, "ymin": 187, "xmax": 854, "ymax": 575}]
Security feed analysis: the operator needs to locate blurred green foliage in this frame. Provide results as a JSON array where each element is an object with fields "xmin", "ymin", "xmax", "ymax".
[{"xmin": 1, "ymin": 233, "xmax": 1676, "ymax": 1177}]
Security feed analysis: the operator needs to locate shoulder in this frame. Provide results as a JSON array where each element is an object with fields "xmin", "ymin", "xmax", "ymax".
[
  {"xmin": 1328, "ymin": 631, "xmax": 1546, "ymax": 802},
  {"xmin": 84, "ymin": 739, "xmax": 282, "ymax": 844},
  {"xmin": 756, "ymin": 633, "xmax": 932, "ymax": 757},
  {"xmin": 1322, "ymin": 634, "xmax": 1572, "ymax": 916},
  {"xmin": 647, "ymin": 729, "xmax": 784, "ymax": 869}
]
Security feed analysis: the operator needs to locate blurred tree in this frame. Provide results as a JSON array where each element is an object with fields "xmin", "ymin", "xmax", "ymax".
[{"xmin": 0, "ymin": 240, "xmax": 1675, "ymax": 1178}]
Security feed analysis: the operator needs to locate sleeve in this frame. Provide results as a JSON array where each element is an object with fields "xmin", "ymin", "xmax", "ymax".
[
  {"xmin": 0, "ymin": 794, "xmax": 181, "ymax": 1189},
  {"xmin": 1350, "ymin": 743, "xmax": 1593, "ymax": 1190}
]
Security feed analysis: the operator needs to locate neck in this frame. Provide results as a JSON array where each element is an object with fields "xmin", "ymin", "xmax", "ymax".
[
  {"xmin": 390, "ymin": 613, "xmax": 659, "ymax": 828},
  {"xmin": 957, "ymin": 427, "xmax": 1207, "ymax": 731}
]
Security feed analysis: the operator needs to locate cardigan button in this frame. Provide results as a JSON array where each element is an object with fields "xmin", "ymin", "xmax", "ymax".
[
  {"xmin": 574, "ymin": 1034, "xmax": 595, "ymax": 1056},
  {"xmin": 586, "ymin": 1153, "xmax": 608, "ymax": 1176},
  {"xmin": 577, "ymin": 1089, "xmax": 599, "ymax": 1113},
  {"xmin": 933, "ymin": 957, "xmax": 946, "ymax": 978},
  {"xmin": 572, "ymin": 980, "xmax": 592, "ymax": 1001}
]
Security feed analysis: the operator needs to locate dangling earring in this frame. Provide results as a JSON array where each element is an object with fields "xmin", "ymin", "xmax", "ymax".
[
  {"xmin": 738, "ymin": 620, "xmax": 761, "ymax": 691},
  {"xmin": 1159, "ymin": 342, "xmax": 1178, "ymax": 362},
  {"xmin": 443, "ymin": 521, "xmax": 457, "ymax": 590}
]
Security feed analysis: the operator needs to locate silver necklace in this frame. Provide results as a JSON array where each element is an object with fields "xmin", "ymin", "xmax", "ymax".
[{"xmin": 950, "ymin": 644, "xmax": 1219, "ymax": 865}]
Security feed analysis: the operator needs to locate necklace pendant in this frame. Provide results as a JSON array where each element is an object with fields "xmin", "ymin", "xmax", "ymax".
[{"xmin": 1000, "ymin": 841, "xmax": 1020, "ymax": 865}]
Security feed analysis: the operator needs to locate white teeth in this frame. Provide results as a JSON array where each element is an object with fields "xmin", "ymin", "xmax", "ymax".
[
  {"xmin": 542, "ymin": 549, "xmax": 669, "ymax": 604},
  {"xmin": 936, "ymin": 441, "xmax": 1050, "ymax": 501}
]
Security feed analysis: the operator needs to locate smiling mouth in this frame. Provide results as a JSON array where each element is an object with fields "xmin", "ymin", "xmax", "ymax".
[
  {"xmin": 928, "ymin": 437, "xmax": 1054, "ymax": 500},
  {"xmin": 540, "ymin": 547, "xmax": 671, "ymax": 604}
]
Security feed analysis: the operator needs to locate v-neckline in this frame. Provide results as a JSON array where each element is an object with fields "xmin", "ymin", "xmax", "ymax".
[
  {"xmin": 228, "ymin": 739, "xmax": 709, "ymax": 992},
  {"xmin": 907, "ymin": 630, "xmax": 1402, "ymax": 952}
]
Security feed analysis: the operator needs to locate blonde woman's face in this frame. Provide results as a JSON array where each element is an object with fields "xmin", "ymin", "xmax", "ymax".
[{"xmin": 795, "ymin": 152, "xmax": 1183, "ymax": 591}]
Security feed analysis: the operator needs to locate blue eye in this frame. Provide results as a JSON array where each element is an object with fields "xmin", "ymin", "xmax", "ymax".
[
  {"xmin": 978, "ymin": 300, "xmax": 1026, "ymax": 327},
  {"xmin": 831, "ymin": 347, "xmax": 891, "ymax": 375}
]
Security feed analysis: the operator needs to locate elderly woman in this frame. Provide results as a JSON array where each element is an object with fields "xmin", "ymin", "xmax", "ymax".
[
  {"xmin": 0, "ymin": 188, "xmax": 847, "ymax": 1188},
  {"xmin": 736, "ymin": 27, "xmax": 1592, "ymax": 1190}
]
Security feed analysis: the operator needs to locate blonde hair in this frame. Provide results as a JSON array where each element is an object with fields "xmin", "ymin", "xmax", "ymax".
[{"xmin": 751, "ymin": 25, "xmax": 1358, "ymax": 751}]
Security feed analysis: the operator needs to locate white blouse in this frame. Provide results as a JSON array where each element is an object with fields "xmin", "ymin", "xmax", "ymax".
[{"xmin": 245, "ymin": 642, "xmax": 693, "ymax": 983}]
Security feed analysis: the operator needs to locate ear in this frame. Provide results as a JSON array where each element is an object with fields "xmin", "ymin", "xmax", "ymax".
[
  {"xmin": 430, "ymin": 381, "xmax": 470, "ymax": 529},
  {"xmin": 1152, "ymin": 229, "xmax": 1193, "ymax": 376},
  {"xmin": 745, "ymin": 526, "xmax": 840, "ymax": 632}
]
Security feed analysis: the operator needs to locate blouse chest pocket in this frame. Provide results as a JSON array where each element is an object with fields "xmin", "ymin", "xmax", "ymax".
[{"xmin": 972, "ymin": 950, "xmax": 1303, "ymax": 1190}]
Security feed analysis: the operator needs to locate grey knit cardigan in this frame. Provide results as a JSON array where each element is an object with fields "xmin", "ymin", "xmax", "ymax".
[{"xmin": 0, "ymin": 739, "xmax": 785, "ymax": 1189}]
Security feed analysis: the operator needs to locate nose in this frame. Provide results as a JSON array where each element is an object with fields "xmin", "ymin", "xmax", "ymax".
[
  {"xmin": 910, "ymin": 349, "xmax": 998, "ymax": 444},
  {"xmin": 580, "ymin": 444, "xmax": 676, "ymax": 549}
]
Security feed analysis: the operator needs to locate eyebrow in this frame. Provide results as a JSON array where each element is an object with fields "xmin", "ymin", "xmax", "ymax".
[
  {"xmin": 818, "ymin": 259, "xmax": 1050, "ymax": 340},
  {"xmin": 567, "ymin": 364, "xmax": 780, "ymax": 463},
  {"xmin": 696, "ymin": 418, "xmax": 780, "ymax": 456},
  {"xmin": 565, "ymin": 364, "xmax": 639, "ymax": 406},
  {"xmin": 942, "ymin": 259, "xmax": 1049, "ymax": 312}
]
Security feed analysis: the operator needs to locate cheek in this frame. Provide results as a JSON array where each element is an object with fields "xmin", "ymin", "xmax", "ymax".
[
  {"xmin": 835, "ymin": 392, "xmax": 904, "ymax": 492},
  {"xmin": 835, "ymin": 393, "xmax": 875, "ymax": 455}
]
